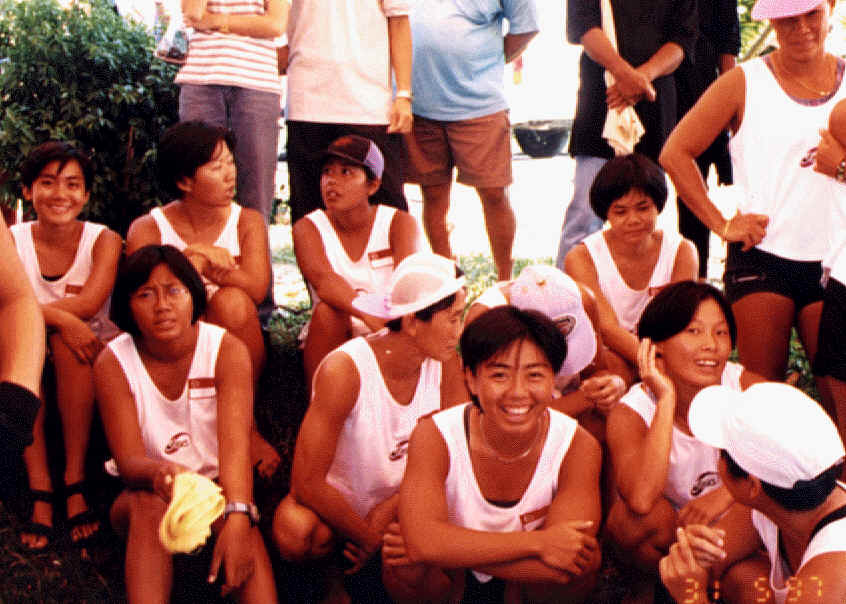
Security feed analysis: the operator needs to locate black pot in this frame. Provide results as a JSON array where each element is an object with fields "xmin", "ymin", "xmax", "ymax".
[{"xmin": 513, "ymin": 119, "xmax": 573, "ymax": 158}]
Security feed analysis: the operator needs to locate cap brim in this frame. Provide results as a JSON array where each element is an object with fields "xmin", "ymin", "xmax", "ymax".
[
  {"xmin": 751, "ymin": 0, "xmax": 824, "ymax": 20},
  {"xmin": 352, "ymin": 276, "xmax": 465, "ymax": 320},
  {"xmin": 557, "ymin": 310, "xmax": 597, "ymax": 377},
  {"xmin": 687, "ymin": 385, "xmax": 742, "ymax": 450}
]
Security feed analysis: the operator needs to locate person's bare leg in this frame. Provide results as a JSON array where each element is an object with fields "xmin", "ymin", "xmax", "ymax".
[
  {"xmin": 113, "ymin": 490, "xmax": 173, "ymax": 604},
  {"xmin": 718, "ymin": 553, "xmax": 771, "ymax": 604},
  {"xmin": 421, "ymin": 182, "xmax": 454, "ymax": 260},
  {"xmin": 272, "ymin": 492, "xmax": 335, "ymax": 562},
  {"xmin": 207, "ymin": 287, "xmax": 278, "ymax": 478},
  {"xmin": 732, "ymin": 293, "xmax": 795, "ymax": 380},
  {"xmin": 477, "ymin": 186, "xmax": 515, "ymax": 281},
  {"xmin": 50, "ymin": 333, "xmax": 98, "ymax": 543},
  {"xmin": 21, "ymin": 402, "xmax": 52, "ymax": 549},
  {"xmin": 303, "ymin": 302, "xmax": 353, "ymax": 388},
  {"xmin": 234, "ymin": 527, "xmax": 279, "ymax": 604},
  {"xmin": 818, "ymin": 376, "xmax": 846, "ymax": 460}
]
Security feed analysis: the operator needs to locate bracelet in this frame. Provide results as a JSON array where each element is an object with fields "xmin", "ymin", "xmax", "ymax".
[
  {"xmin": 720, "ymin": 217, "xmax": 732, "ymax": 241},
  {"xmin": 218, "ymin": 14, "xmax": 230, "ymax": 34},
  {"xmin": 836, "ymin": 157, "xmax": 846, "ymax": 183},
  {"xmin": 395, "ymin": 89, "xmax": 413, "ymax": 101}
]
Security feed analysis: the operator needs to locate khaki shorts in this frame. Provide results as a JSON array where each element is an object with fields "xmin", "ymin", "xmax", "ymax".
[{"xmin": 403, "ymin": 110, "xmax": 512, "ymax": 188}]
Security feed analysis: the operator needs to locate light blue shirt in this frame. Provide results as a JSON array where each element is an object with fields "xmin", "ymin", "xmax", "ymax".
[{"xmin": 410, "ymin": 0, "xmax": 539, "ymax": 121}]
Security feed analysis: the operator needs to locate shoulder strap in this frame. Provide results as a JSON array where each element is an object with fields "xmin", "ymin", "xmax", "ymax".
[{"xmin": 810, "ymin": 504, "xmax": 846, "ymax": 541}]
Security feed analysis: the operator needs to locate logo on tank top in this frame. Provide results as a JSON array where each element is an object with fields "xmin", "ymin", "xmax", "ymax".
[
  {"xmin": 164, "ymin": 432, "xmax": 192, "ymax": 454},
  {"xmin": 690, "ymin": 471, "xmax": 721, "ymax": 498},
  {"xmin": 389, "ymin": 439, "xmax": 409, "ymax": 461},
  {"xmin": 800, "ymin": 147, "xmax": 818, "ymax": 168}
]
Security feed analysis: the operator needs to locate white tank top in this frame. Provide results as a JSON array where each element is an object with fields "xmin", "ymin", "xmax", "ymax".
[
  {"xmin": 582, "ymin": 229, "xmax": 683, "ymax": 332},
  {"xmin": 304, "ymin": 205, "xmax": 397, "ymax": 305},
  {"xmin": 11, "ymin": 221, "xmax": 118, "ymax": 341},
  {"xmin": 752, "ymin": 484, "xmax": 846, "ymax": 604},
  {"xmin": 730, "ymin": 58, "xmax": 846, "ymax": 261},
  {"xmin": 619, "ymin": 362, "xmax": 744, "ymax": 509},
  {"xmin": 151, "ymin": 203, "xmax": 242, "ymax": 296},
  {"xmin": 433, "ymin": 403, "xmax": 578, "ymax": 583},
  {"xmin": 325, "ymin": 336, "xmax": 442, "ymax": 519},
  {"xmin": 106, "ymin": 322, "xmax": 225, "ymax": 479}
]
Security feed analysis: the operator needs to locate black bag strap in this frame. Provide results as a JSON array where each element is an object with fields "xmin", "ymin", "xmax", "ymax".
[{"xmin": 810, "ymin": 504, "xmax": 846, "ymax": 541}]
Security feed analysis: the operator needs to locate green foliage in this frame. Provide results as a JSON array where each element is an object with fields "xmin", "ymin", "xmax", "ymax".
[
  {"xmin": 738, "ymin": 0, "xmax": 770, "ymax": 59},
  {"xmin": 0, "ymin": 0, "xmax": 179, "ymax": 234}
]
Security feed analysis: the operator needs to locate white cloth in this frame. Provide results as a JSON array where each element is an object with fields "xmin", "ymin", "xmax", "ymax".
[
  {"xmin": 730, "ymin": 57, "xmax": 846, "ymax": 262},
  {"xmin": 432, "ymin": 403, "xmax": 578, "ymax": 582},
  {"xmin": 285, "ymin": 0, "xmax": 410, "ymax": 124},
  {"xmin": 11, "ymin": 221, "xmax": 119, "ymax": 341},
  {"xmin": 174, "ymin": 0, "xmax": 282, "ymax": 96},
  {"xmin": 582, "ymin": 229, "xmax": 682, "ymax": 332},
  {"xmin": 325, "ymin": 336, "xmax": 442, "ymax": 518},
  {"xmin": 619, "ymin": 362, "xmax": 743, "ymax": 509},
  {"xmin": 751, "ymin": 483, "xmax": 846, "ymax": 604},
  {"xmin": 106, "ymin": 322, "xmax": 225, "ymax": 479}
]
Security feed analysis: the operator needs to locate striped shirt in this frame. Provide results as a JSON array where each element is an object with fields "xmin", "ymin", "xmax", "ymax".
[{"xmin": 175, "ymin": 0, "xmax": 282, "ymax": 96}]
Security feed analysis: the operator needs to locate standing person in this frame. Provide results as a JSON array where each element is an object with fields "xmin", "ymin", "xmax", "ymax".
[
  {"xmin": 272, "ymin": 253, "xmax": 467, "ymax": 601},
  {"xmin": 294, "ymin": 135, "xmax": 420, "ymax": 386},
  {"xmin": 177, "ymin": 0, "xmax": 288, "ymax": 221},
  {"xmin": 11, "ymin": 142, "xmax": 123, "ymax": 552},
  {"xmin": 284, "ymin": 0, "xmax": 413, "ymax": 225},
  {"xmin": 0, "ymin": 215, "xmax": 44, "ymax": 503},
  {"xmin": 95, "ymin": 245, "xmax": 277, "ymax": 603},
  {"xmin": 659, "ymin": 382, "xmax": 846, "ymax": 604},
  {"xmin": 673, "ymin": 0, "xmax": 740, "ymax": 277},
  {"xmin": 555, "ymin": 0, "xmax": 697, "ymax": 267},
  {"xmin": 403, "ymin": 0, "xmax": 539, "ymax": 281},
  {"xmin": 383, "ymin": 306, "xmax": 602, "ymax": 603},
  {"xmin": 660, "ymin": 0, "xmax": 846, "ymax": 383}
]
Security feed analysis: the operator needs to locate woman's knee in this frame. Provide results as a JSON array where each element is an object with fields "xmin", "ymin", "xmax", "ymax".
[
  {"xmin": 272, "ymin": 493, "xmax": 332, "ymax": 561},
  {"xmin": 208, "ymin": 287, "xmax": 258, "ymax": 328},
  {"xmin": 308, "ymin": 302, "xmax": 351, "ymax": 338},
  {"xmin": 606, "ymin": 497, "xmax": 676, "ymax": 565}
]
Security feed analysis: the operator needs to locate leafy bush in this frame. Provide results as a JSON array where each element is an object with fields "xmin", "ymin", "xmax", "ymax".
[{"xmin": 0, "ymin": 0, "xmax": 179, "ymax": 234}]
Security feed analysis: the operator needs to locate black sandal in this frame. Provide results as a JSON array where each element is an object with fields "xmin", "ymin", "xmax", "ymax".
[
  {"xmin": 21, "ymin": 489, "xmax": 54, "ymax": 551},
  {"xmin": 65, "ymin": 481, "xmax": 101, "ymax": 550}
]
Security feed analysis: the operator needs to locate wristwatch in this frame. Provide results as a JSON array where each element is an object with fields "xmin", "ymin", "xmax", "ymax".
[
  {"xmin": 223, "ymin": 501, "xmax": 260, "ymax": 525},
  {"xmin": 395, "ymin": 89, "xmax": 413, "ymax": 101}
]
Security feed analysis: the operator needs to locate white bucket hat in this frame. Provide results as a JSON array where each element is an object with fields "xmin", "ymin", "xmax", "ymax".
[
  {"xmin": 509, "ymin": 265, "xmax": 597, "ymax": 378},
  {"xmin": 751, "ymin": 0, "xmax": 826, "ymax": 20},
  {"xmin": 688, "ymin": 382, "xmax": 845, "ymax": 489},
  {"xmin": 352, "ymin": 252, "xmax": 465, "ymax": 320}
]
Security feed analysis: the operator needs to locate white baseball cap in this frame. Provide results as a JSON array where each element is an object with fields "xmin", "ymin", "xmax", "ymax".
[
  {"xmin": 352, "ymin": 252, "xmax": 465, "ymax": 320},
  {"xmin": 688, "ymin": 382, "xmax": 845, "ymax": 489},
  {"xmin": 508, "ymin": 265, "xmax": 597, "ymax": 378},
  {"xmin": 751, "ymin": 0, "xmax": 826, "ymax": 20}
]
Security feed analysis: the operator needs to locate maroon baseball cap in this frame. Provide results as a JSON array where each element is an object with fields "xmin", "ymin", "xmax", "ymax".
[{"xmin": 322, "ymin": 135, "xmax": 384, "ymax": 180}]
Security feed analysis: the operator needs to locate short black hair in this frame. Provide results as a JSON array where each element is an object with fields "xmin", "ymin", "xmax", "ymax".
[
  {"xmin": 589, "ymin": 153, "xmax": 667, "ymax": 221},
  {"xmin": 721, "ymin": 451, "xmax": 843, "ymax": 512},
  {"xmin": 111, "ymin": 245, "xmax": 207, "ymax": 337},
  {"xmin": 638, "ymin": 280, "xmax": 737, "ymax": 346},
  {"xmin": 20, "ymin": 141, "xmax": 94, "ymax": 191},
  {"xmin": 157, "ymin": 121, "xmax": 236, "ymax": 199},
  {"xmin": 385, "ymin": 292, "xmax": 458, "ymax": 332},
  {"xmin": 460, "ymin": 306, "xmax": 567, "ymax": 376}
]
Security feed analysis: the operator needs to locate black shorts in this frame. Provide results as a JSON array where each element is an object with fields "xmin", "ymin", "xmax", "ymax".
[
  {"xmin": 814, "ymin": 277, "xmax": 846, "ymax": 381},
  {"xmin": 723, "ymin": 243, "xmax": 824, "ymax": 309}
]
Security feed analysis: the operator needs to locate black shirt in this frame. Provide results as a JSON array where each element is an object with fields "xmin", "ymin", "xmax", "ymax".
[{"xmin": 567, "ymin": 0, "xmax": 698, "ymax": 160}]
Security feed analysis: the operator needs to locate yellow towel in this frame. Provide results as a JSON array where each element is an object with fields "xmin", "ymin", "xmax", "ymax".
[{"xmin": 158, "ymin": 472, "xmax": 225, "ymax": 553}]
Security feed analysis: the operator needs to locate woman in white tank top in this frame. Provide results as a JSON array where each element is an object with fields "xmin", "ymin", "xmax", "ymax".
[
  {"xmin": 564, "ymin": 154, "xmax": 698, "ymax": 386},
  {"xmin": 386, "ymin": 306, "xmax": 603, "ymax": 603},
  {"xmin": 95, "ymin": 245, "xmax": 277, "ymax": 604},
  {"xmin": 125, "ymin": 122, "xmax": 278, "ymax": 478},
  {"xmin": 604, "ymin": 281, "xmax": 765, "ymax": 601},
  {"xmin": 12, "ymin": 142, "xmax": 122, "ymax": 552}
]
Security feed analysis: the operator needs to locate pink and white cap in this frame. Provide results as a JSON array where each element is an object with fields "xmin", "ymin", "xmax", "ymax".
[
  {"xmin": 352, "ymin": 253, "xmax": 465, "ymax": 320},
  {"xmin": 751, "ymin": 0, "xmax": 826, "ymax": 20},
  {"xmin": 688, "ymin": 382, "xmax": 845, "ymax": 489}
]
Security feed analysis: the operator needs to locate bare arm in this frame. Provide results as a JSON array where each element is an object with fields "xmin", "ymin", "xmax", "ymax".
[
  {"xmin": 387, "ymin": 15, "xmax": 412, "ymax": 134},
  {"xmin": 580, "ymin": 28, "xmax": 656, "ymax": 107},
  {"xmin": 670, "ymin": 238, "xmax": 700, "ymax": 283},
  {"xmin": 504, "ymin": 31, "xmax": 537, "ymax": 63},
  {"xmin": 440, "ymin": 355, "xmax": 469, "ymax": 409},
  {"xmin": 0, "ymin": 219, "xmax": 44, "ymax": 392},
  {"xmin": 206, "ymin": 209, "xmax": 271, "ymax": 303},
  {"xmin": 186, "ymin": 0, "xmax": 287, "ymax": 39},
  {"xmin": 291, "ymin": 352, "xmax": 381, "ymax": 552},
  {"xmin": 565, "ymin": 245, "xmax": 639, "ymax": 364},
  {"xmin": 125, "ymin": 214, "xmax": 162, "ymax": 255},
  {"xmin": 388, "ymin": 210, "xmax": 421, "ymax": 264}
]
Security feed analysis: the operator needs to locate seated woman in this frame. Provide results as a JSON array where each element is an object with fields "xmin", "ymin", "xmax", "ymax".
[
  {"xmin": 604, "ymin": 281, "xmax": 764, "ymax": 602},
  {"xmin": 465, "ymin": 264, "xmax": 627, "ymax": 440},
  {"xmin": 94, "ymin": 245, "xmax": 277, "ymax": 603},
  {"xmin": 11, "ymin": 141, "xmax": 122, "ymax": 551},
  {"xmin": 293, "ymin": 134, "xmax": 419, "ymax": 385},
  {"xmin": 564, "ymin": 154, "xmax": 699, "ymax": 384},
  {"xmin": 126, "ymin": 121, "xmax": 278, "ymax": 477},
  {"xmin": 384, "ymin": 306, "xmax": 603, "ymax": 603}
]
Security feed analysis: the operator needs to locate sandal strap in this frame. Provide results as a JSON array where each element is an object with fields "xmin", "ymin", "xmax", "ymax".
[
  {"xmin": 67, "ymin": 509, "xmax": 98, "ymax": 528},
  {"xmin": 24, "ymin": 520, "xmax": 54, "ymax": 537},
  {"xmin": 30, "ymin": 488, "xmax": 54, "ymax": 503},
  {"xmin": 64, "ymin": 481, "xmax": 88, "ymax": 499}
]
